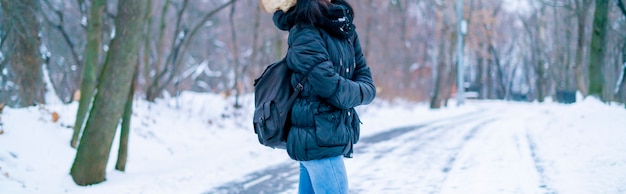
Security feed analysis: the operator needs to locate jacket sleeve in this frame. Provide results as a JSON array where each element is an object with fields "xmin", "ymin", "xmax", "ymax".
[
  {"xmin": 272, "ymin": 10, "xmax": 293, "ymax": 31},
  {"xmin": 286, "ymin": 26, "xmax": 341, "ymax": 99},
  {"xmin": 324, "ymin": 33, "xmax": 376, "ymax": 109}
]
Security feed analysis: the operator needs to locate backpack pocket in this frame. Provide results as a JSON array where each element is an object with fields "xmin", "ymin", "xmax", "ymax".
[
  {"xmin": 313, "ymin": 110, "xmax": 350, "ymax": 147},
  {"xmin": 253, "ymin": 101, "xmax": 286, "ymax": 148}
]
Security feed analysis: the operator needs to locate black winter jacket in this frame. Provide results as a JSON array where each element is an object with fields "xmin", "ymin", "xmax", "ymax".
[{"xmin": 273, "ymin": 9, "xmax": 376, "ymax": 161}]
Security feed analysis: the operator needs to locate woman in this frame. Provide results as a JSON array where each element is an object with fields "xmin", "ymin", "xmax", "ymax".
[{"xmin": 261, "ymin": 0, "xmax": 376, "ymax": 193}]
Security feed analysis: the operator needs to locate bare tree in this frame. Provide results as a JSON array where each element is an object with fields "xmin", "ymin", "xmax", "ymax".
[
  {"xmin": 520, "ymin": 4, "xmax": 550, "ymax": 102},
  {"xmin": 70, "ymin": 0, "xmax": 146, "ymax": 185},
  {"xmin": 71, "ymin": 0, "xmax": 105, "ymax": 148},
  {"xmin": 0, "ymin": 0, "xmax": 45, "ymax": 107},
  {"xmin": 615, "ymin": 43, "xmax": 626, "ymax": 98},
  {"xmin": 116, "ymin": 0, "xmax": 154, "ymax": 171},
  {"xmin": 229, "ymin": 1, "xmax": 242, "ymax": 107},
  {"xmin": 116, "ymin": 62, "xmax": 142, "ymax": 171},
  {"xmin": 144, "ymin": 0, "xmax": 237, "ymax": 101},
  {"xmin": 588, "ymin": 0, "xmax": 610, "ymax": 98},
  {"xmin": 615, "ymin": 0, "xmax": 626, "ymax": 101},
  {"xmin": 572, "ymin": 0, "xmax": 593, "ymax": 96},
  {"xmin": 40, "ymin": 0, "xmax": 84, "ymax": 103},
  {"xmin": 430, "ymin": 0, "xmax": 457, "ymax": 108}
]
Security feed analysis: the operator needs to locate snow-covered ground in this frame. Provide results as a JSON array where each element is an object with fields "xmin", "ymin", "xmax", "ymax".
[{"xmin": 0, "ymin": 92, "xmax": 625, "ymax": 194}]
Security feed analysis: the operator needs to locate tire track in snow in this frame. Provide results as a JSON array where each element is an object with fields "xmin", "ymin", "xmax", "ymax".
[
  {"xmin": 205, "ymin": 162, "xmax": 299, "ymax": 194},
  {"xmin": 441, "ymin": 118, "xmax": 497, "ymax": 173},
  {"xmin": 433, "ymin": 118, "xmax": 498, "ymax": 193},
  {"xmin": 523, "ymin": 112, "xmax": 558, "ymax": 194},
  {"xmin": 350, "ymin": 113, "xmax": 499, "ymax": 193},
  {"xmin": 204, "ymin": 109, "xmax": 491, "ymax": 194},
  {"xmin": 356, "ymin": 109, "xmax": 497, "ymax": 159},
  {"xmin": 526, "ymin": 132, "xmax": 557, "ymax": 194}
]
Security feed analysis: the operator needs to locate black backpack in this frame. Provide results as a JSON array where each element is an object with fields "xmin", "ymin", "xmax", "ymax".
[{"xmin": 253, "ymin": 57, "xmax": 310, "ymax": 149}]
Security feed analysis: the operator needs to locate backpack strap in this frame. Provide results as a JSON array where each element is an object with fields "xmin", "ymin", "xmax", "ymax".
[
  {"xmin": 289, "ymin": 26, "xmax": 327, "ymax": 93},
  {"xmin": 285, "ymin": 60, "xmax": 320, "ymax": 106},
  {"xmin": 286, "ymin": 26, "xmax": 326, "ymax": 102}
]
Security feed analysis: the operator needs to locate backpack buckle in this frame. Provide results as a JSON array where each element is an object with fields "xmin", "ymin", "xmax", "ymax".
[{"xmin": 296, "ymin": 83, "xmax": 304, "ymax": 91}]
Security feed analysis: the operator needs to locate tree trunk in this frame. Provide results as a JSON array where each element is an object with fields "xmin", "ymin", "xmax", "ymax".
[
  {"xmin": 533, "ymin": 30, "xmax": 546, "ymax": 103},
  {"xmin": 441, "ymin": 31, "xmax": 458, "ymax": 107},
  {"xmin": 486, "ymin": 58, "xmax": 494, "ymax": 99},
  {"xmin": 362, "ymin": 0, "xmax": 375, "ymax": 57},
  {"xmin": 229, "ymin": 1, "xmax": 242, "ymax": 108},
  {"xmin": 116, "ymin": 71, "xmax": 136, "ymax": 172},
  {"xmin": 1, "ymin": 0, "xmax": 44, "ymax": 107},
  {"xmin": 564, "ymin": 10, "xmax": 574, "ymax": 92},
  {"xmin": 145, "ymin": 0, "xmax": 171, "ymax": 101},
  {"xmin": 430, "ymin": 51, "xmax": 446, "ymax": 109},
  {"xmin": 588, "ymin": 0, "xmax": 609, "ymax": 99},
  {"xmin": 71, "ymin": 0, "xmax": 105, "ymax": 148},
  {"xmin": 117, "ymin": 0, "xmax": 152, "ymax": 170},
  {"xmin": 533, "ymin": 13, "xmax": 546, "ymax": 103},
  {"xmin": 488, "ymin": 44, "xmax": 506, "ymax": 99},
  {"xmin": 430, "ymin": 25, "xmax": 450, "ymax": 109},
  {"xmin": 574, "ymin": 1, "xmax": 591, "ymax": 96},
  {"xmin": 535, "ymin": 60, "xmax": 546, "ymax": 103},
  {"xmin": 70, "ymin": 0, "xmax": 145, "ymax": 186},
  {"xmin": 476, "ymin": 56, "xmax": 485, "ymax": 99},
  {"xmin": 616, "ymin": 43, "xmax": 626, "ymax": 100},
  {"xmin": 616, "ymin": 61, "xmax": 626, "ymax": 105},
  {"xmin": 142, "ymin": 0, "xmax": 154, "ymax": 102}
]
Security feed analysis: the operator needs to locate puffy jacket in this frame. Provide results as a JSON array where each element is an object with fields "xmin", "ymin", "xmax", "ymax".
[{"xmin": 273, "ymin": 11, "xmax": 376, "ymax": 161}]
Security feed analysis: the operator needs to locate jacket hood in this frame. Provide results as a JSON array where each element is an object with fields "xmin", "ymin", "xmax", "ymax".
[
  {"xmin": 260, "ymin": 0, "xmax": 297, "ymax": 13},
  {"xmin": 273, "ymin": 10, "xmax": 296, "ymax": 31},
  {"xmin": 273, "ymin": 2, "xmax": 355, "ymax": 39}
]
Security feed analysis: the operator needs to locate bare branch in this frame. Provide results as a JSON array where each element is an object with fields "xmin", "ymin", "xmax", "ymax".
[
  {"xmin": 183, "ymin": 0, "xmax": 237, "ymax": 49},
  {"xmin": 0, "ymin": 25, "xmax": 7, "ymax": 70},
  {"xmin": 41, "ymin": 0, "xmax": 82, "ymax": 65},
  {"xmin": 151, "ymin": 0, "xmax": 238, "ymax": 97},
  {"xmin": 76, "ymin": 0, "xmax": 86, "ymax": 15},
  {"xmin": 229, "ymin": 0, "xmax": 242, "ymax": 106},
  {"xmin": 618, "ymin": 0, "xmax": 626, "ymax": 17},
  {"xmin": 0, "ymin": 21, "xmax": 11, "ymax": 50},
  {"xmin": 3, "ymin": 1, "xmax": 32, "ymax": 37},
  {"xmin": 175, "ymin": 0, "xmax": 238, "ymax": 70},
  {"xmin": 616, "ymin": 61, "xmax": 626, "ymax": 95},
  {"xmin": 149, "ymin": 0, "xmax": 190, "ymax": 96}
]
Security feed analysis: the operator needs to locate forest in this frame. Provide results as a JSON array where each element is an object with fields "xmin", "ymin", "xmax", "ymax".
[
  {"xmin": 1, "ymin": 0, "xmax": 626, "ymax": 107},
  {"xmin": 0, "ymin": 0, "xmax": 625, "ymax": 186}
]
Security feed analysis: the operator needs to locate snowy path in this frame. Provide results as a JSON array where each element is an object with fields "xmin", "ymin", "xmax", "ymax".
[
  {"xmin": 204, "ymin": 110, "xmax": 493, "ymax": 194},
  {"xmin": 205, "ymin": 102, "xmax": 626, "ymax": 194},
  {"xmin": 205, "ymin": 108, "xmax": 531, "ymax": 193}
]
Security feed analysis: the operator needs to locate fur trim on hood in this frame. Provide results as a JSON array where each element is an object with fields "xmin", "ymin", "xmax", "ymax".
[{"xmin": 260, "ymin": 0, "xmax": 296, "ymax": 13}]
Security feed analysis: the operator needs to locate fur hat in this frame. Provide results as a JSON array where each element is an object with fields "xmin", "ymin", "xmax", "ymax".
[{"xmin": 259, "ymin": 0, "xmax": 297, "ymax": 13}]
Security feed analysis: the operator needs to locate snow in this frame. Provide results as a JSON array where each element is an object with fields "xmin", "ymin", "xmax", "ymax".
[{"xmin": 1, "ymin": 93, "xmax": 625, "ymax": 194}]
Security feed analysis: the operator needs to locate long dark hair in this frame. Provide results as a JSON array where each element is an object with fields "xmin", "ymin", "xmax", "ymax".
[{"xmin": 292, "ymin": 0, "xmax": 354, "ymax": 26}]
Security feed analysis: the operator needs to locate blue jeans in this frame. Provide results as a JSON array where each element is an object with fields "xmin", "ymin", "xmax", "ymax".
[{"xmin": 298, "ymin": 156, "xmax": 348, "ymax": 194}]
